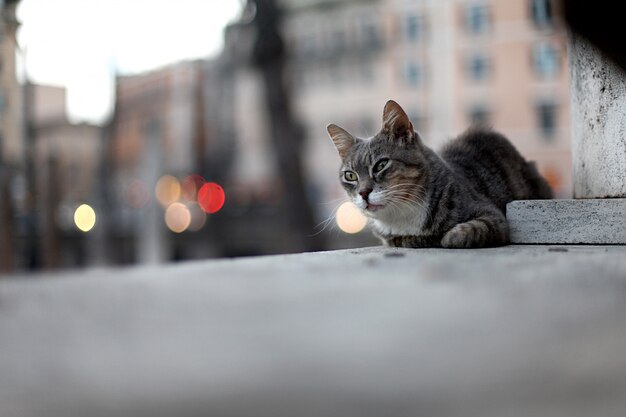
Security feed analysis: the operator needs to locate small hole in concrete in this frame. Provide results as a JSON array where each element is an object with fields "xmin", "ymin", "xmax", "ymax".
[{"xmin": 548, "ymin": 247, "xmax": 568, "ymax": 252}]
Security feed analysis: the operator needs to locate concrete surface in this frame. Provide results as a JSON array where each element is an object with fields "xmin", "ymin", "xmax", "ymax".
[
  {"xmin": 2, "ymin": 245, "xmax": 626, "ymax": 417},
  {"xmin": 569, "ymin": 35, "xmax": 626, "ymax": 198},
  {"xmin": 507, "ymin": 198, "xmax": 626, "ymax": 244}
]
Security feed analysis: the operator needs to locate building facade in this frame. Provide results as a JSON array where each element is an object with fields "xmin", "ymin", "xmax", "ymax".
[
  {"xmin": 27, "ymin": 84, "xmax": 103, "ymax": 269},
  {"xmin": 285, "ymin": 0, "xmax": 570, "ymax": 206}
]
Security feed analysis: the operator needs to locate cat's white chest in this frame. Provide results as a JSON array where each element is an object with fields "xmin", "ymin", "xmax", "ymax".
[{"xmin": 370, "ymin": 202, "xmax": 430, "ymax": 236}]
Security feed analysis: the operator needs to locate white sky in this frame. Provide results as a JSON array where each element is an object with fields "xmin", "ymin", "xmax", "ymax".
[{"xmin": 17, "ymin": 0, "xmax": 243, "ymax": 124}]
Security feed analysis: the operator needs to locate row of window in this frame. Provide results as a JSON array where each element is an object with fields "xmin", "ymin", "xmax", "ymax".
[
  {"xmin": 296, "ymin": 60, "xmax": 376, "ymax": 89},
  {"xmin": 293, "ymin": 0, "xmax": 555, "ymax": 56},
  {"xmin": 292, "ymin": 15, "xmax": 381, "ymax": 58},
  {"xmin": 296, "ymin": 39, "xmax": 560, "ymax": 91},
  {"xmin": 402, "ymin": 0, "xmax": 554, "ymax": 41},
  {"xmin": 313, "ymin": 101, "xmax": 558, "ymax": 144},
  {"xmin": 462, "ymin": 0, "xmax": 554, "ymax": 35},
  {"xmin": 463, "ymin": 42, "xmax": 560, "ymax": 82},
  {"xmin": 469, "ymin": 101, "xmax": 558, "ymax": 139},
  {"xmin": 400, "ymin": 41, "xmax": 561, "ymax": 88}
]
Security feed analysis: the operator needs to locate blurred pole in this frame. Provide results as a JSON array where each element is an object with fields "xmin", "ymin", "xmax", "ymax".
[
  {"xmin": 249, "ymin": 0, "xmax": 324, "ymax": 252},
  {"xmin": 88, "ymin": 123, "xmax": 112, "ymax": 266},
  {"xmin": 23, "ymin": 81, "xmax": 40, "ymax": 269},
  {"xmin": 137, "ymin": 119, "xmax": 166, "ymax": 264},
  {"xmin": 0, "ymin": 164, "xmax": 16, "ymax": 273},
  {"xmin": 40, "ymin": 156, "xmax": 61, "ymax": 269}
]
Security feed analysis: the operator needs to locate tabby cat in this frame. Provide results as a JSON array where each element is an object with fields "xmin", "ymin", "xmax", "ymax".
[{"xmin": 327, "ymin": 100, "xmax": 552, "ymax": 248}]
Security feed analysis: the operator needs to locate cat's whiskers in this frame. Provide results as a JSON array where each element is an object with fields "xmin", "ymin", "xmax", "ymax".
[{"xmin": 310, "ymin": 198, "xmax": 350, "ymax": 237}]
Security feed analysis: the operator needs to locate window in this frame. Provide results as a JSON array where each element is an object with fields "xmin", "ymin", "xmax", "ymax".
[
  {"xmin": 331, "ymin": 28, "xmax": 347, "ymax": 52},
  {"xmin": 469, "ymin": 105, "xmax": 490, "ymax": 125},
  {"xmin": 466, "ymin": 53, "xmax": 490, "ymax": 81},
  {"xmin": 405, "ymin": 14, "xmax": 425, "ymax": 42},
  {"xmin": 362, "ymin": 21, "xmax": 381, "ymax": 47},
  {"xmin": 531, "ymin": 0, "xmax": 553, "ymax": 28},
  {"xmin": 536, "ymin": 102, "xmax": 557, "ymax": 139},
  {"xmin": 404, "ymin": 61, "xmax": 423, "ymax": 87},
  {"xmin": 464, "ymin": 4, "xmax": 490, "ymax": 34},
  {"xmin": 532, "ymin": 42, "xmax": 559, "ymax": 77}
]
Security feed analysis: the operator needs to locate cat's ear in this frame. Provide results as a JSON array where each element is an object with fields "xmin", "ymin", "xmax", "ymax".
[
  {"xmin": 327, "ymin": 124, "xmax": 356, "ymax": 159},
  {"xmin": 382, "ymin": 100, "xmax": 415, "ymax": 141}
]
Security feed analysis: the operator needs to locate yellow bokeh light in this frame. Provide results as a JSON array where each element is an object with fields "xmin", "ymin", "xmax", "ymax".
[
  {"xmin": 336, "ymin": 201, "xmax": 368, "ymax": 234},
  {"xmin": 165, "ymin": 202, "xmax": 191, "ymax": 233},
  {"xmin": 155, "ymin": 175, "xmax": 181, "ymax": 207},
  {"xmin": 74, "ymin": 204, "xmax": 96, "ymax": 232}
]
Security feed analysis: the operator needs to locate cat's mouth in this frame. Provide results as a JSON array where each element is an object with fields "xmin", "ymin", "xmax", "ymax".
[{"xmin": 365, "ymin": 203, "xmax": 385, "ymax": 212}]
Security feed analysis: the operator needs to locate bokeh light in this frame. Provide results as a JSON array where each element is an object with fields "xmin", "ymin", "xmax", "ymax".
[
  {"xmin": 197, "ymin": 182, "xmax": 226, "ymax": 214},
  {"xmin": 182, "ymin": 174, "xmax": 206, "ymax": 201},
  {"xmin": 164, "ymin": 202, "xmax": 191, "ymax": 233},
  {"xmin": 187, "ymin": 202, "xmax": 207, "ymax": 232},
  {"xmin": 155, "ymin": 175, "xmax": 181, "ymax": 207},
  {"xmin": 74, "ymin": 204, "xmax": 97, "ymax": 232},
  {"xmin": 336, "ymin": 201, "xmax": 368, "ymax": 234}
]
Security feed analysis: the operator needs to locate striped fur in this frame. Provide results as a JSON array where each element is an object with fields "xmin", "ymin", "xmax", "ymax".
[{"xmin": 327, "ymin": 100, "xmax": 552, "ymax": 248}]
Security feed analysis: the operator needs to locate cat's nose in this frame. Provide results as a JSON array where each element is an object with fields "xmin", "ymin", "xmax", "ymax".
[{"xmin": 359, "ymin": 189, "xmax": 372, "ymax": 201}]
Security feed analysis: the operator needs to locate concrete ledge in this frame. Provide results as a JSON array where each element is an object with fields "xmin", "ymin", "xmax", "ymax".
[
  {"xmin": 507, "ymin": 198, "xmax": 626, "ymax": 244},
  {"xmin": 2, "ymin": 246, "xmax": 626, "ymax": 417}
]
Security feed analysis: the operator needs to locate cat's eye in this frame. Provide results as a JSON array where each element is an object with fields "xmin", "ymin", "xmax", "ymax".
[
  {"xmin": 373, "ymin": 159, "xmax": 389, "ymax": 174},
  {"xmin": 344, "ymin": 171, "xmax": 358, "ymax": 182}
]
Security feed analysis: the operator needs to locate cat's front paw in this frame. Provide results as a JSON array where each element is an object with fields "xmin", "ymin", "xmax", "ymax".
[
  {"xmin": 441, "ymin": 224, "xmax": 475, "ymax": 248},
  {"xmin": 385, "ymin": 235, "xmax": 436, "ymax": 248},
  {"xmin": 386, "ymin": 236, "xmax": 406, "ymax": 247}
]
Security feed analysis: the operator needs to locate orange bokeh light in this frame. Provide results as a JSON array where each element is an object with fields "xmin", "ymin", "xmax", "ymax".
[
  {"xmin": 197, "ymin": 182, "xmax": 226, "ymax": 214},
  {"xmin": 155, "ymin": 175, "xmax": 181, "ymax": 207},
  {"xmin": 164, "ymin": 202, "xmax": 191, "ymax": 233}
]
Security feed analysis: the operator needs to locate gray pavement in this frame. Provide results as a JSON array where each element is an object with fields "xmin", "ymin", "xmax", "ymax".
[{"xmin": 2, "ymin": 245, "xmax": 626, "ymax": 417}]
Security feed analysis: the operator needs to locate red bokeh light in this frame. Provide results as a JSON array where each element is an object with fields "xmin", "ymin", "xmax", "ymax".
[{"xmin": 197, "ymin": 182, "xmax": 226, "ymax": 214}]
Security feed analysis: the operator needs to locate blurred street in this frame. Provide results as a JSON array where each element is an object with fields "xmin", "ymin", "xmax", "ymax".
[{"xmin": 2, "ymin": 245, "xmax": 626, "ymax": 417}]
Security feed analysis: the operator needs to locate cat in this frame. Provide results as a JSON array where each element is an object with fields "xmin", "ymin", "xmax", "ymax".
[{"xmin": 327, "ymin": 100, "xmax": 553, "ymax": 248}]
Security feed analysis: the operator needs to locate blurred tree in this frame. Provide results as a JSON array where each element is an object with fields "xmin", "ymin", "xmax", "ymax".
[{"xmin": 249, "ymin": 0, "xmax": 324, "ymax": 252}]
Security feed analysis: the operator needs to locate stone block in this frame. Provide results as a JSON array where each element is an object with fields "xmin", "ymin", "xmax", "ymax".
[{"xmin": 507, "ymin": 198, "xmax": 626, "ymax": 244}]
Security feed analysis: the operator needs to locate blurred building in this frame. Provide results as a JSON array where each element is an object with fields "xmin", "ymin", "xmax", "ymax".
[
  {"xmin": 0, "ymin": 0, "xmax": 22, "ymax": 165},
  {"xmin": 107, "ymin": 59, "xmax": 237, "ymax": 263},
  {"xmin": 0, "ymin": 0, "xmax": 23, "ymax": 272},
  {"xmin": 27, "ymin": 84, "xmax": 103, "ymax": 268}
]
